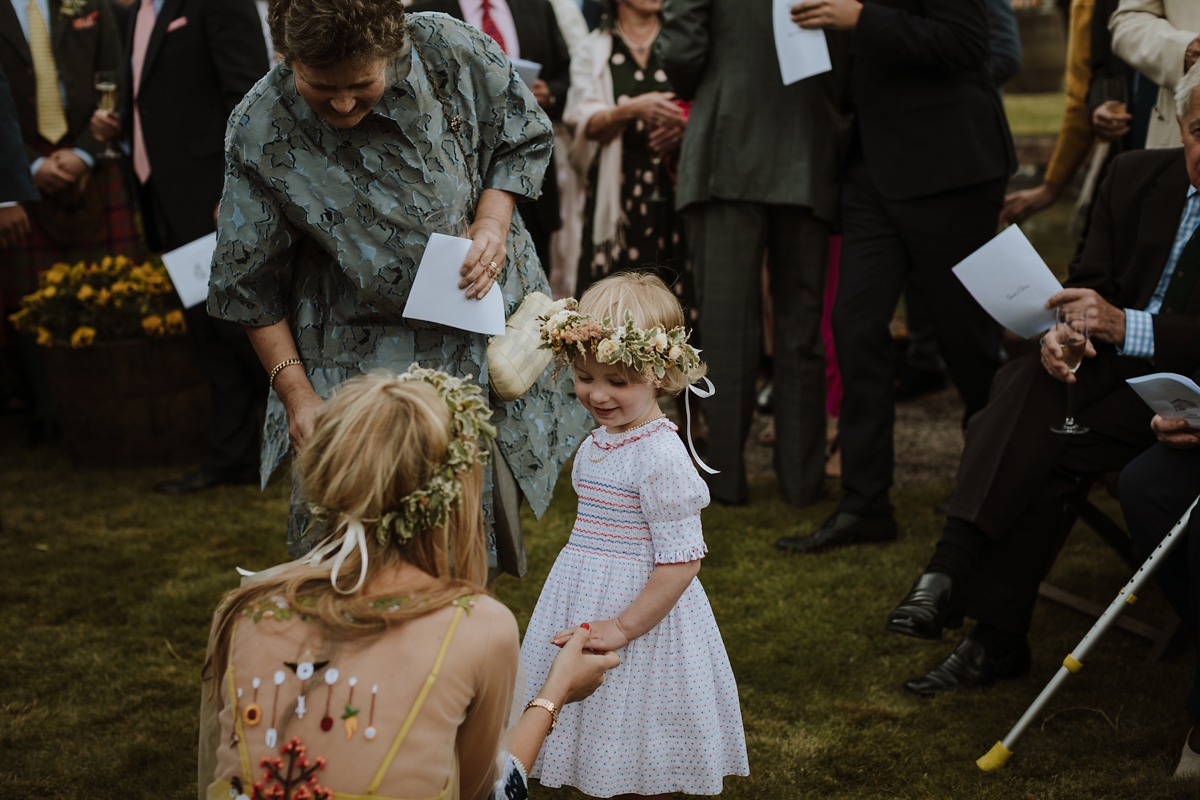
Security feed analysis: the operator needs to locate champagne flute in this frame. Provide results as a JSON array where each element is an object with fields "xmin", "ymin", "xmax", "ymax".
[
  {"xmin": 1050, "ymin": 308, "xmax": 1090, "ymax": 435},
  {"xmin": 94, "ymin": 71, "xmax": 120, "ymax": 161}
]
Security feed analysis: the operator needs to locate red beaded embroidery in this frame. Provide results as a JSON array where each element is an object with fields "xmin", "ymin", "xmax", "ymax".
[
  {"xmin": 589, "ymin": 418, "xmax": 674, "ymax": 451},
  {"xmin": 252, "ymin": 736, "xmax": 331, "ymax": 800}
]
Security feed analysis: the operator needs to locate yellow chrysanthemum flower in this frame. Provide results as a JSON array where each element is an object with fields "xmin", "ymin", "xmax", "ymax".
[
  {"xmin": 35, "ymin": 327, "xmax": 53, "ymax": 347},
  {"xmin": 77, "ymin": 284, "xmax": 96, "ymax": 303},
  {"xmin": 142, "ymin": 315, "xmax": 165, "ymax": 337},
  {"xmin": 96, "ymin": 288, "xmax": 111, "ymax": 307},
  {"xmin": 43, "ymin": 285, "xmax": 57, "ymax": 298},
  {"xmin": 70, "ymin": 326, "xmax": 96, "ymax": 348},
  {"xmin": 164, "ymin": 309, "xmax": 187, "ymax": 335}
]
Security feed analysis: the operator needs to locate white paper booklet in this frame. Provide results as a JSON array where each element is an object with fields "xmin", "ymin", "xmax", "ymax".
[
  {"xmin": 772, "ymin": 0, "xmax": 831, "ymax": 85},
  {"xmin": 402, "ymin": 233, "xmax": 505, "ymax": 336},
  {"xmin": 512, "ymin": 58, "xmax": 542, "ymax": 86},
  {"xmin": 1127, "ymin": 373, "xmax": 1200, "ymax": 424},
  {"xmin": 161, "ymin": 231, "xmax": 217, "ymax": 309},
  {"xmin": 951, "ymin": 224, "xmax": 1064, "ymax": 339}
]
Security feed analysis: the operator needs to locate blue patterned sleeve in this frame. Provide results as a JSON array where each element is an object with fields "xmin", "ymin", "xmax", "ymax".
[
  {"xmin": 493, "ymin": 753, "xmax": 529, "ymax": 800},
  {"xmin": 207, "ymin": 130, "xmax": 301, "ymax": 326},
  {"xmin": 1118, "ymin": 308, "xmax": 1155, "ymax": 360},
  {"xmin": 474, "ymin": 34, "xmax": 554, "ymax": 200}
]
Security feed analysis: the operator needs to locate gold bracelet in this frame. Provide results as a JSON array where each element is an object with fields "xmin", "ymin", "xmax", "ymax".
[
  {"xmin": 523, "ymin": 697, "xmax": 559, "ymax": 734},
  {"xmin": 268, "ymin": 358, "xmax": 303, "ymax": 389}
]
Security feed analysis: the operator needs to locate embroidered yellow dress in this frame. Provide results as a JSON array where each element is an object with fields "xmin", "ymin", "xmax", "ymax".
[{"xmin": 199, "ymin": 594, "xmax": 519, "ymax": 800}]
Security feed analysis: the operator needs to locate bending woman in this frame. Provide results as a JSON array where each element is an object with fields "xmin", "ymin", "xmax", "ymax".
[
  {"xmin": 207, "ymin": 0, "xmax": 591, "ymax": 561},
  {"xmin": 199, "ymin": 369, "xmax": 618, "ymax": 799}
]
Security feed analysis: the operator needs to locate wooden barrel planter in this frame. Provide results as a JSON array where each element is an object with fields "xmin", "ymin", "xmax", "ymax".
[{"xmin": 42, "ymin": 337, "xmax": 211, "ymax": 469}]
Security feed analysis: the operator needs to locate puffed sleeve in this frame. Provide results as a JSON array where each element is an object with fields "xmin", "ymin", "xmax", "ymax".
[
  {"xmin": 207, "ymin": 128, "xmax": 301, "ymax": 326},
  {"xmin": 639, "ymin": 436, "xmax": 710, "ymax": 565}
]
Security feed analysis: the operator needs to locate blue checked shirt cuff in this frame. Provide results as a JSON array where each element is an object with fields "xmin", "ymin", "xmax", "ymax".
[
  {"xmin": 1118, "ymin": 308, "xmax": 1154, "ymax": 359},
  {"xmin": 29, "ymin": 149, "xmax": 95, "ymax": 178}
]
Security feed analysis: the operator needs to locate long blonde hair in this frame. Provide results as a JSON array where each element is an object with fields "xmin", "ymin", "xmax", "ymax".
[{"xmin": 205, "ymin": 372, "xmax": 488, "ymax": 686}]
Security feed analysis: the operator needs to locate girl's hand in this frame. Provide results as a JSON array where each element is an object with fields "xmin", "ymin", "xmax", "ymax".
[
  {"xmin": 540, "ymin": 625, "xmax": 622, "ymax": 705},
  {"xmin": 552, "ymin": 619, "xmax": 629, "ymax": 652}
]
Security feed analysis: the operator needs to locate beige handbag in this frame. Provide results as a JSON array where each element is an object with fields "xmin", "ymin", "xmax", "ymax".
[
  {"xmin": 487, "ymin": 290, "xmax": 556, "ymax": 402},
  {"xmin": 413, "ymin": 32, "xmax": 554, "ymax": 402}
]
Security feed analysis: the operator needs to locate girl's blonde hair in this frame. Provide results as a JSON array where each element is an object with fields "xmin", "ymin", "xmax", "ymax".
[
  {"xmin": 577, "ymin": 271, "xmax": 705, "ymax": 395},
  {"xmin": 205, "ymin": 372, "xmax": 487, "ymax": 688}
]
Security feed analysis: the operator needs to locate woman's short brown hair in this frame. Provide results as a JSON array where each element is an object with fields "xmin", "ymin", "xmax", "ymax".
[{"xmin": 269, "ymin": 0, "xmax": 408, "ymax": 68}]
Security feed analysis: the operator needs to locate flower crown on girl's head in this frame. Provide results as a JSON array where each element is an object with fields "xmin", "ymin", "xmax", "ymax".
[{"xmin": 539, "ymin": 298, "xmax": 702, "ymax": 383}]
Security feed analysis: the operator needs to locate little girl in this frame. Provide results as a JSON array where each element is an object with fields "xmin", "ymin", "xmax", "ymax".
[{"xmin": 522, "ymin": 273, "xmax": 749, "ymax": 798}]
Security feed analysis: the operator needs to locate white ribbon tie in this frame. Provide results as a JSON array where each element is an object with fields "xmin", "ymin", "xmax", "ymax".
[{"xmin": 685, "ymin": 376, "xmax": 719, "ymax": 475}]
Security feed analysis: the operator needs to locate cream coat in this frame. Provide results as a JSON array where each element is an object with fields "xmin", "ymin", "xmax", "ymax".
[
  {"xmin": 1110, "ymin": 0, "xmax": 1200, "ymax": 149},
  {"xmin": 562, "ymin": 30, "xmax": 625, "ymax": 253}
]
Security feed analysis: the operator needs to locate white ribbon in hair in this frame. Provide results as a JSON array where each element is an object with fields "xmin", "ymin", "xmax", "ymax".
[
  {"xmin": 685, "ymin": 376, "xmax": 719, "ymax": 475},
  {"xmin": 236, "ymin": 517, "xmax": 371, "ymax": 594}
]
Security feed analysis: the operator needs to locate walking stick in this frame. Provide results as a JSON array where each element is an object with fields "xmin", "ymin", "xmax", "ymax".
[{"xmin": 976, "ymin": 494, "xmax": 1200, "ymax": 772}]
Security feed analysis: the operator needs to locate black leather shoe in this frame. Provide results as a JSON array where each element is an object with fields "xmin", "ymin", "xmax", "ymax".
[
  {"xmin": 904, "ymin": 637, "xmax": 1031, "ymax": 698},
  {"xmin": 775, "ymin": 512, "xmax": 897, "ymax": 554},
  {"xmin": 895, "ymin": 367, "xmax": 946, "ymax": 403},
  {"xmin": 886, "ymin": 572, "xmax": 962, "ymax": 640},
  {"xmin": 153, "ymin": 469, "xmax": 257, "ymax": 495}
]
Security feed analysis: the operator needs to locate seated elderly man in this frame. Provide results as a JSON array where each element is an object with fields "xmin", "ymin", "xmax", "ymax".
[
  {"xmin": 1119, "ymin": 409, "xmax": 1200, "ymax": 777},
  {"xmin": 884, "ymin": 65, "xmax": 1200, "ymax": 697}
]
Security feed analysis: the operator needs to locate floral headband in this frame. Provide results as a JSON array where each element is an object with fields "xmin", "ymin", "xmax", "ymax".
[
  {"xmin": 258, "ymin": 365, "xmax": 497, "ymax": 595},
  {"xmin": 539, "ymin": 299, "xmax": 702, "ymax": 383}
]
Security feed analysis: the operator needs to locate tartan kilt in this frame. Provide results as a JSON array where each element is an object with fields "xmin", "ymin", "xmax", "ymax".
[
  {"xmin": 0, "ymin": 157, "xmax": 144, "ymax": 347},
  {"xmin": 1, "ymin": 159, "xmax": 144, "ymax": 310}
]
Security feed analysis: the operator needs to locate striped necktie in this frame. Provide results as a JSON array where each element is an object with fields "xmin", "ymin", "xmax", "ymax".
[
  {"xmin": 27, "ymin": 0, "xmax": 68, "ymax": 144},
  {"xmin": 479, "ymin": 0, "xmax": 508, "ymax": 55}
]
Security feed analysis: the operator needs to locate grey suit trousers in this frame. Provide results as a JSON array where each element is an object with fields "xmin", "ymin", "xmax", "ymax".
[{"xmin": 684, "ymin": 201, "xmax": 828, "ymax": 505}]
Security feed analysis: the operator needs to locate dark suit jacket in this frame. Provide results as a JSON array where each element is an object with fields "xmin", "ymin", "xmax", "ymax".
[
  {"xmin": 658, "ymin": 0, "xmax": 848, "ymax": 219},
  {"xmin": 0, "ymin": 62, "xmax": 38, "ymax": 203},
  {"xmin": 0, "ymin": 0, "xmax": 123, "ymax": 164},
  {"xmin": 120, "ymin": 0, "xmax": 268, "ymax": 249},
  {"xmin": 850, "ymin": 0, "xmax": 1015, "ymax": 201},
  {"xmin": 1068, "ymin": 147, "xmax": 1200, "ymax": 376},
  {"xmin": 407, "ymin": 0, "xmax": 568, "ymax": 233}
]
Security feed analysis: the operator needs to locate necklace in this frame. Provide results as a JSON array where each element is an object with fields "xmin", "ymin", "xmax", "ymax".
[
  {"xmin": 587, "ymin": 416, "xmax": 670, "ymax": 462},
  {"xmin": 615, "ymin": 19, "xmax": 661, "ymax": 59}
]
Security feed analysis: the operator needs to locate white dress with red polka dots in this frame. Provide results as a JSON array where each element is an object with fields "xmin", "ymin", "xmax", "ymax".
[{"xmin": 521, "ymin": 418, "xmax": 749, "ymax": 797}]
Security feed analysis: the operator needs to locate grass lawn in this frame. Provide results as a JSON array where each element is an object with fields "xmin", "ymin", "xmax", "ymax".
[
  {"xmin": 2, "ymin": 418, "xmax": 1198, "ymax": 799},
  {"xmin": 1004, "ymin": 92, "xmax": 1067, "ymax": 138}
]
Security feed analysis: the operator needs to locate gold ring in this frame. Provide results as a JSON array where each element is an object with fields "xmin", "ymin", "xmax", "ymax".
[{"xmin": 488, "ymin": 261, "xmax": 500, "ymax": 278}]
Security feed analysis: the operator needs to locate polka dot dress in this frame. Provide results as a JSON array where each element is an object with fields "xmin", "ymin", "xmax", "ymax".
[{"xmin": 521, "ymin": 418, "xmax": 749, "ymax": 796}]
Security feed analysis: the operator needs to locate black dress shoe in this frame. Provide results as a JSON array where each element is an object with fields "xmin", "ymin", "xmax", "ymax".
[
  {"xmin": 153, "ymin": 468, "xmax": 257, "ymax": 495},
  {"xmin": 904, "ymin": 637, "xmax": 1031, "ymax": 698},
  {"xmin": 886, "ymin": 572, "xmax": 962, "ymax": 640},
  {"xmin": 775, "ymin": 512, "xmax": 897, "ymax": 554},
  {"xmin": 895, "ymin": 367, "xmax": 947, "ymax": 403}
]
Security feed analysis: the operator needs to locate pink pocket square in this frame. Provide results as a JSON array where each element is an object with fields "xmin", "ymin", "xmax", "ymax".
[{"xmin": 166, "ymin": 16, "xmax": 187, "ymax": 32}]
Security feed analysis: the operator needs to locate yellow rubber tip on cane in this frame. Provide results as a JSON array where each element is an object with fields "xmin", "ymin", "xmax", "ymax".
[
  {"xmin": 977, "ymin": 741, "xmax": 1013, "ymax": 771},
  {"xmin": 1064, "ymin": 654, "xmax": 1083, "ymax": 673}
]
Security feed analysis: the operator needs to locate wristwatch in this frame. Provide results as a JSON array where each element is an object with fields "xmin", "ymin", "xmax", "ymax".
[{"xmin": 523, "ymin": 697, "xmax": 560, "ymax": 734}]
